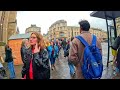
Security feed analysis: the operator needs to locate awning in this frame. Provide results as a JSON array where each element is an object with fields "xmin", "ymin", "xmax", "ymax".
[
  {"xmin": 90, "ymin": 11, "xmax": 120, "ymax": 20},
  {"xmin": 8, "ymin": 33, "xmax": 31, "ymax": 40}
]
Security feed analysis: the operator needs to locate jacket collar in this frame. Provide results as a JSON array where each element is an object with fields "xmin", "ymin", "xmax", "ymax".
[{"xmin": 81, "ymin": 31, "xmax": 90, "ymax": 34}]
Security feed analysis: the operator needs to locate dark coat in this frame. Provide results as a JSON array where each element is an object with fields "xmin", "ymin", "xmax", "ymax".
[
  {"xmin": 61, "ymin": 40, "xmax": 67, "ymax": 48},
  {"xmin": 5, "ymin": 48, "xmax": 13, "ymax": 63},
  {"xmin": 112, "ymin": 36, "xmax": 120, "ymax": 70},
  {"xmin": 20, "ymin": 46, "xmax": 28, "ymax": 64},
  {"xmin": 22, "ymin": 48, "xmax": 50, "ymax": 79},
  {"xmin": 21, "ymin": 46, "xmax": 29, "ymax": 78}
]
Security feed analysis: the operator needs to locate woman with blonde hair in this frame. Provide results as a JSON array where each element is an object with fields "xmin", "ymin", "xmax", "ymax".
[
  {"xmin": 21, "ymin": 39, "xmax": 29, "ymax": 64},
  {"xmin": 44, "ymin": 39, "xmax": 50, "ymax": 47},
  {"xmin": 44, "ymin": 39, "xmax": 51, "ymax": 58},
  {"xmin": 21, "ymin": 39, "xmax": 30, "ymax": 78},
  {"xmin": 22, "ymin": 32, "xmax": 50, "ymax": 79}
]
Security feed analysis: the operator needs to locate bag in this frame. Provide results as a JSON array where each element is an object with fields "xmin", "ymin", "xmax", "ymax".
[{"xmin": 76, "ymin": 35, "xmax": 103, "ymax": 79}]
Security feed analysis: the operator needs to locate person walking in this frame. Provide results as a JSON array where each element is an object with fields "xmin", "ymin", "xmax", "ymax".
[
  {"xmin": 69, "ymin": 20, "xmax": 102, "ymax": 79},
  {"xmin": 66, "ymin": 37, "xmax": 76, "ymax": 77},
  {"xmin": 5, "ymin": 45, "xmax": 16, "ymax": 79},
  {"xmin": 21, "ymin": 39, "xmax": 30, "ymax": 78},
  {"xmin": 22, "ymin": 32, "xmax": 50, "ymax": 79}
]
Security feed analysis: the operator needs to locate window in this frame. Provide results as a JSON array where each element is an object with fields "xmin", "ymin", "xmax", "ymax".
[
  {"xmin": 60, "ymin": 32, "xmax": 65, "ymax": 37},
  {"xmin": 63, "ymin": 27, "xmax": 65, "ymax": 30},
  {"xmin": 58, "ymin": 23, "xmax": 60, "ymax": 26},
  {"xmin": 76, "ymin": 32, "xmax": 77, "ymax": 35},
  {"xmin": 60, "ymin": 27, "xmax": 62, "ymax": 30}
]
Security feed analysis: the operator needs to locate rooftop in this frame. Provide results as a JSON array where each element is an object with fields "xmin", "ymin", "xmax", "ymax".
[
  {"xmin": 9, "ymin": 33, "xmax": 31, "ymax": 40},
  {"xmin": 50, "ymin": 20, "xmax": 67, "ymax": 28}
]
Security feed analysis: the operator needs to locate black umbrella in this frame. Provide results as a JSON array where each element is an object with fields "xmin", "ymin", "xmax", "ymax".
[{"xmin": 90, "ymin": 11, "xmax": 120, "ymax": 67}]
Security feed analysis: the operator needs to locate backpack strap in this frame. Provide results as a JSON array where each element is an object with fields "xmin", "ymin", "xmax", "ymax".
[
  {"xmin": 91, "ymin": 35, "xmax": 97, "ymax": 46},
  {"xmin": 76, "ymin": 36, "xmax": 89, "ymax": 47}
]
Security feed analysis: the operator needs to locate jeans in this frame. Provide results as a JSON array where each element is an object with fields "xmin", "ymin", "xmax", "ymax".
[
  {"xmin": 50, "ymin": 56, "xmax": 56, "ymax": 65},
  {"xmin": 8, "ymin": 61, "xmax": 16, "ymax": 79},
  {"xmin": 68, "ymin": 62, "xmax": 75, "ymax": 75}
]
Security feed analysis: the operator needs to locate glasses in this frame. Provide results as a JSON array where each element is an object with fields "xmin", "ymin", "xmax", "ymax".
[{"xmin": 30, "ymin": 37, "xmax": 37, "ymax": 39}]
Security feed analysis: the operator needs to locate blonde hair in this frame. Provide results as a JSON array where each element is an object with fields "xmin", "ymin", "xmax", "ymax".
[
  {"xmin": 21, "ymin": 39, "xmax": 28, "ymax": 47},
  {"xmin": 44, "ymin": 39, "xmax": 50, "ymax": 47},
  {"xmin": 30, "ymin": 32, "xmax": 45, "ymax": 50}
]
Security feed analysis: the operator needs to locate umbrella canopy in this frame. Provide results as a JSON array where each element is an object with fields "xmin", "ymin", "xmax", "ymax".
[
  {"xmin": 9, "ymin": 33, "xmax": 31, "ymax": 40},
  {"xmin": 90, "ymin": 11, "xmax": 120, "ymax": 20}
]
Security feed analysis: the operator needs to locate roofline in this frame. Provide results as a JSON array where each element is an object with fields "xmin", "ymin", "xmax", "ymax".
[
  {"xmin": 49, "ymin": 20, "xmax": 67, "ymax": 28},
  {"xmin": 8, "ymin": 37, "xmax": 30, "ymax": 40},
  {"xmin": 8, "ymin": 33, "xmax": 31, "ymax": 40},
  {"xmin": 67, "ymin": 26, "xmax": 79, "ymax": 28}
]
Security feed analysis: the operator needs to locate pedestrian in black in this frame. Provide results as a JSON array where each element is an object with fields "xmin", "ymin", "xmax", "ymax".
[{"xmin": 5, "ymin": 45, "xmax": 16, "ymax": 79}]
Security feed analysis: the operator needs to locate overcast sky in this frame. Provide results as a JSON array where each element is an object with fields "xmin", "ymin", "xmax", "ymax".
[{"xmin": 17, "ymin": 11, "xmax": 108, "ymax": 34}]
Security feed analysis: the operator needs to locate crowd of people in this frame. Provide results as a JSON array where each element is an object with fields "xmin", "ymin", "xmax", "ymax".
[{"xmin": 1, "ymin": 20, "xmax": 120, "ymax": 79}]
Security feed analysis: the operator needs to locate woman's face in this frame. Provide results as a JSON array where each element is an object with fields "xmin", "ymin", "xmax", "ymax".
[{"xmin": 29, "ymin": 34, "xmax": 38, "ymax": 46}]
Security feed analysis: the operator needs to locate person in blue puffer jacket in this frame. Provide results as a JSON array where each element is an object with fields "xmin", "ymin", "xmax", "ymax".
[{"xmin": 48, "ymin": 41, "xmax": 57, "ymax": 70}]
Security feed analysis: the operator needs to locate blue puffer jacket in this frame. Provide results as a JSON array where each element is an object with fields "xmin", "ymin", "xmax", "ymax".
[
  {"xmin": 47, "ymin": 45, "xmax": 52, "ymax": 59},
  {"xmin": 48, "ymin": 45, "xmax": 59, "ymax": 59}
]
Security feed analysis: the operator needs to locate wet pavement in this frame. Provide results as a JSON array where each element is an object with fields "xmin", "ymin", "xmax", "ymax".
[
  {"xmin": 50, "ymin": 49, "xmax": 74, "ymax": 79},
  {"xmin": 3, "ymin": 42, "xmax": 120, "ymax": 79}
]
